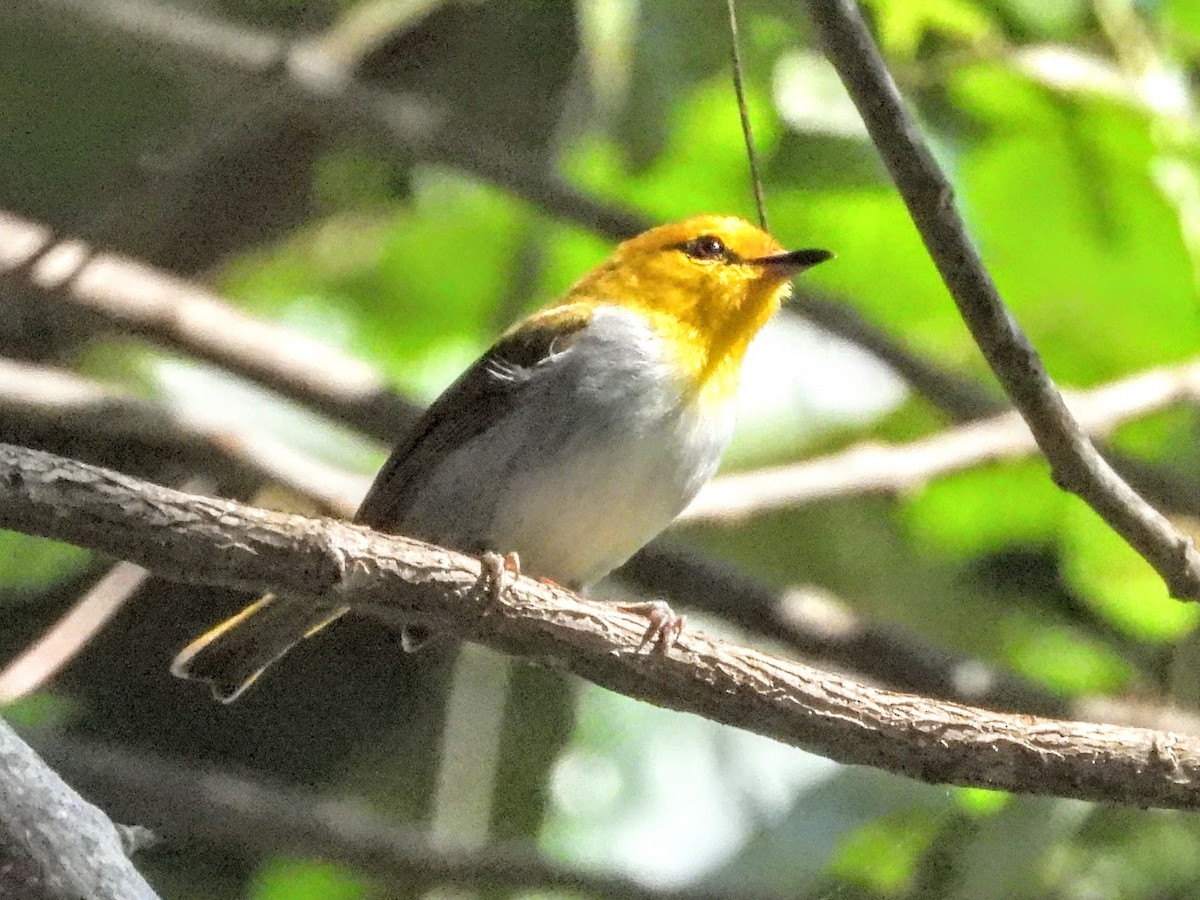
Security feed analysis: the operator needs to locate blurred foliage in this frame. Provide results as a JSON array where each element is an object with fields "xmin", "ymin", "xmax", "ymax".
[{"xmin": 2, "ymin": 0, "xmax": 1200, "ymax": 898}]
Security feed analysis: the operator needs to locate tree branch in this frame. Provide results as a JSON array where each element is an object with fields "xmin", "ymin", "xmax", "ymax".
[
  {"xmin": 617, "ymin": 544, "xmax": 1068, "ymax": 716},
  {"xmin": 0, "ymin": 211, "xmax": 420, "ymax": 443},
  {"xmin": 34, "ymin": 734, "xmax": 771, "ymax": 900},
  {"xmin": 0, "ymin": 715, "xmax": 158, "ymax": 900},
  {"xmin": 32, "ymin": 0, "xmax": 649, "ymax": 242},
  {"xmin": 0, "ymin": 354, "xmax": 1078, "ymax": 715},
  {"xmin": 804, "ymin": 0, "xmax": 1200, "ymax": 600},
  {"xmin": 685, "ymin": 356, "xmax": 1200, "ymax": 522},
  {"xmin": 3, "ymin": 442, "xmax": 1200, "ymax": 809}
]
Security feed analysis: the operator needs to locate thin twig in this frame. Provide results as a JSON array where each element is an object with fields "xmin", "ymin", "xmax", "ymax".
[
  {"xmin": 0, "ymin": 561, "xmax": 150, "ymax": 703},
  {"xmin": 4, "ymin": 442, "xmax": 1200, "ymax": 809},
  {"xmin": 726, "ymin": 0, "xmax": 770, "ymax": 231},
  {"xmin": 804, "ymin": 0, "xmax": 1200, "ymax": 600}
]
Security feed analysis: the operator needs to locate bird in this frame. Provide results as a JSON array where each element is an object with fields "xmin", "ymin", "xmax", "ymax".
[{"xmin": 171, "ymin": 214, "xmax": 832, "ymax": 702}]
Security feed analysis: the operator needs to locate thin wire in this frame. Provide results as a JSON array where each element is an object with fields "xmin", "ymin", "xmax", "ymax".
[{"xmin": 726, "ymin": 0, "xmax": 769, "ymax": 233}]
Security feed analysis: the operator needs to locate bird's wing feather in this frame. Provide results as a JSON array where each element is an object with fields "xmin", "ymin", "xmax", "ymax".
[{"xmin": 354, "ymin": 304, "xmax": 593, "ymax": 529}]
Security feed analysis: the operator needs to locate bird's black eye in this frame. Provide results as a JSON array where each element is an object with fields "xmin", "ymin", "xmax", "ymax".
[{"xmin": 682, "ymin": 234, "xmax": 729, "ymax": 261}]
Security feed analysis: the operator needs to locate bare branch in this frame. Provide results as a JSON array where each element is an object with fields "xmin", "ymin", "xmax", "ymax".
[
  {"xmin": 35, "ymin": 735, "xmax": 771, "ymax": 900},
  {"xmin": 0, "ymin": 356, "xmax": 1081, "ymax": 715},
  {"xmin": 804, "ymin": 0, "xmax": 1200, "ymax": 600},
  {"xmin": 0, "ymin": 211, "xmax": 420, "ymax": 443},
  {"xmin": 687, "ymin": 357, "xmax": 1200, "ymax": 522},
  {"xmin": 0, "ymin": 355, "xmax": 370, "ymax": 513},
  {"xmin": 0, "ymin": 715, "xmax": 158, "ymax": 900},
  {"xmin": 3, "ymin": 442, "xmax": 1200, "ymax": 809},
  {"xmin": 618, "ymin": 544, "xmax": 1068, "ymax": 716},
  {"xmin": 0, "ymin": 561, "xmax": 150, "ymax": 702}
]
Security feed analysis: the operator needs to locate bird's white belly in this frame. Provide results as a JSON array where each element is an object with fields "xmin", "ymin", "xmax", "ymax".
[{"xmin": 400, "ymin": 307, "xmax": 735, "ymax": 587}]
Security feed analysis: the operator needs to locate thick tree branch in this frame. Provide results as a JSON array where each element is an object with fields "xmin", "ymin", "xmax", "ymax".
[
  {"xmin": 804, "ymin": 0, "xmax": 1200, "ymax": 600},
  {"xmin": 685, "ymin": 357, "xmax": 1200, "ymax": 522},
  {"xmin": 0, "ymin": 715, "xmax": 158, "ymax": 900},
  {"xmin": 3, "ymin": 443, "xmax": 1200, "ymax": 809},
  {"xmin": 618, "ymin": 544, "xmax": 1067, "ymax": 716},
  {"xmin": 0, "ymin": 356, "xmax": 1076, "ymax": 715},
  {"xmin": 34, "ymin": 735, "xmax": 770, "ymax": 900}
]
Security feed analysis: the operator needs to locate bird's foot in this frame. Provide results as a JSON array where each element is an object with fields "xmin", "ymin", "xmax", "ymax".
[
  {"xmin": 478, "ymin": 550, "xmax": 521, "ymax": 605},
  {"xmin": 618, "ymin": 600, "xmax": 686, "ymax": 654}
]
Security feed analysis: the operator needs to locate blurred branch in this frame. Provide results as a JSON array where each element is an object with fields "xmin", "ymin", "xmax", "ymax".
[
  {"xmin": 0, "ymin": 560, "xmax": 150, "ymax": 703},
  {"xmin": 805, "ymin": 0, "xmax": 1200, "ymax": 601},
  {"xmin": 0, "ymin": 715, "xmax": 158, "ymax": 900},
  {"xmin": 4, "ymin": 444, "xmax": 1200, "ymax": 809},
  {"xmin": 0, "ymin": 355, "xmax": 369, "ymax": 512},
  {"xmin": 686, "ymin": 356, "xmax": 1200, "ymax": 522},
  {"xmin": 32, "ymin": 0, "xmax": 648, "ymax": 242},
  {"xmin": 0, "ymin": 211, "xmax": 421, "ymax": 443},
  {"xmin": 36, "ymin": 735, "xmax": 769, "ymax": 900}
]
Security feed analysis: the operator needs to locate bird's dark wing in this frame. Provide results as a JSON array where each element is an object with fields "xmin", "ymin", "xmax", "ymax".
[{"xmin": 354, "ymin": 305, "xmax": 592, "ymax": 530}]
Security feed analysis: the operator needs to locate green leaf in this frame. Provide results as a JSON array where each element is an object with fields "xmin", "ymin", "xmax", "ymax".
[
  {"xmin": 1001, "ymin": 620, "xmax": 1132, "ymax": 694},
  {"xmin": 0, "ymin": 692, "xmax": 78, "ymax": 729},
  {"xmin": 221, "ymin": 173, "xmax": 532, "ymax": 398},
  {"xmin": 249, "ymin": 859, "xmax": 367, "ymax": 900},
  {"xmin": 0, "ymin": 532, "xmax": 89, "ymax": 591},
  {"xmin": 862, "ymin": 0, "xmax": 995, "ymax": 60},
  {"xmin": 954, "ymin": 65, "xmax": 1197, "ymax": 384},
  {"xmin": 831, "ymin": 809, "xmax": 941, "ymax": 892},
  {"xmin": 900, "ymin": 463, "xmax": 1066, "ymax": 558},
  {"xmin": 954, "ymin": 786, "xmax": 1011, "ymax": 816}
]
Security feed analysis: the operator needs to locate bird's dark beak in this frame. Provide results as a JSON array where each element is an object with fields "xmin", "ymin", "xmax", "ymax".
[{"xmin": 752, "ymin": 248, "xmax": 834, "ymax": 274}]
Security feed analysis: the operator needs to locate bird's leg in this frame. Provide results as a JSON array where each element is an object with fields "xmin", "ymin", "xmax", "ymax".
[{"xmin": 617, "ymin": 600, "xmax": 686, "ymax": 654}]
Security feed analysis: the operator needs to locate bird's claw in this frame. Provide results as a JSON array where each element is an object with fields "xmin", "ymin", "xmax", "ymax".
[
  {"xmin": 478, "ymin": 550, "xmax": 521, "ymax": 606},
  {"xmin": 620, "ymin": 600, "xmax": 686, "ymax": 654}
]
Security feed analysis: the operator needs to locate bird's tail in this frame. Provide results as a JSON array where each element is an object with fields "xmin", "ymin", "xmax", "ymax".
[{"xmin": 171, "ymin": 594, "xmax": 348, "ymax": 703}]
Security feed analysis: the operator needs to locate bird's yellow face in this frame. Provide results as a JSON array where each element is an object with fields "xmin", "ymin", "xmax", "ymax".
[{"xmin": 563, "ymin": 215, "xmax": 831, "ymax": 400}]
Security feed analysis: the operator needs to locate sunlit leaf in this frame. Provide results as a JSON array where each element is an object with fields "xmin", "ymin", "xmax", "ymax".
[
  {"xmin": 830, "ymin": 809, "xmax": 941, "ymax": 892},
  {"xmin": 249, "ymin": 859, "xmax": 367, "ymax": 900},
  {"xmin": 0, "ymin": 533, "xmax": 90, "ymax": 592},
  {"xmin": 1001, "ymin": 622, "xmax": 1132, "ymax": 694},
  {"xmin": 900, "ymin": 463, "xmax": 1066, "ymax": 557}
]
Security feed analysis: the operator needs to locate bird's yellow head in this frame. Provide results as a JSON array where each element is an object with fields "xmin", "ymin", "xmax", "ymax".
[{"xmin": 564, "ymin": 215, "xmax": 832, "ymax": 397}]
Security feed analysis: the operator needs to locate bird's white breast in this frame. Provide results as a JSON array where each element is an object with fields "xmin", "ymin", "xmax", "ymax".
[{"xmin": 400, "ymin": 306, "xmax": 736, "ymax": 587}]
